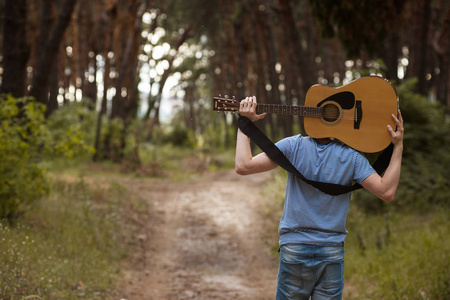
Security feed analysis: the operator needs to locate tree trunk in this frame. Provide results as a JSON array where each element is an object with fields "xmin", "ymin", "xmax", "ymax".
[
  {"xmin": 29, "ymin": 0, "xmax": 78, "ymax": 106},
  {"xmin": 277, "ymin": 0, "xmax": 313, "ymax": 99},
  {"xmin": 405, "ymin": 0, "xmax": 431, "ymax": 95},
  {"xmin": 382, "ymin": 33, "xmax": 401, "ymax": 82},
  {"xmin": 277, "ymin": 0, "xmax": 313, "ymax": 136},
  {"xmin": 94, "ymin": 0, "xmax": 114, "ymax": 161},
  {"xmin": 249, "ymin": 1, "xmax": 273, "ymax": 137},
  {"xmin": 220, "ymin": 0, "xmax": 240, "ymax": 99},
  {"xmin": 76, "ymin": 0, "xmax": 89, "ymax": 102},
  {"xmin": 416, "ymin": 0, "xmax": 431, "ymax": 95},
  {"xmin": 278, "ymin": 26, "xmax": 294, "ymax": 137},
  {"xmin": 0, "ymin": 0, "xmax": 30, "ymax": 97},
  {"xmin": 47, "ymin": 62, "xmax": 60, "ymax": 116},
  {"xmin": 432, "ymin": 6, "xmax": 450, "ymax": 108},
  {"xmin": 257, "ymin": 0, "xmax": 282, "ymax": 139}
]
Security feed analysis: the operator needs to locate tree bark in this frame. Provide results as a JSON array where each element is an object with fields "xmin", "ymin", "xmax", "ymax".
[
  {"xmin": 93, "ymin": 0, "xmax": 112, "ymax": 162},
  {"xmin": 382, "ymin": 33, "xmax": 401, "ymax": 82},
  {"xmin": 0, "ymin": 0, "xmax": 30, "ymax": 97},
  {"xmin": 277, "ymin": 0, "xmax": 313, "ymax": 98},
  {"xmin": 405, "ymin": 0, "xmax": 431, "ymax": 95},
  {"xmin": 432, "ymin": 5, "xmax": 450, "ymax": 108},
  {"xmin": 260, "ymin": 1, "xmax": 282, "ymax": 137},
  {"xmin": 416, "ymin": 0, "xmax": 431, "ymax": 95},
  {"xmin": 29, "ymin": 0, "xmax": 78, "ymax": 106}
]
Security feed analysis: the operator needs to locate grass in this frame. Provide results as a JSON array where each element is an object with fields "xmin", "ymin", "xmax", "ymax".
[
  {"xmin": 0, "ymin": 145, "xmax": 234, "ymax": 299},
  {"xmin": 0, "ymin": 171, "xmax": 146, "ymax": 299},
  {"xmin": 137, "ymin": 143, "xmax": 236, "ymax": 179},
  {"xmin": 345, "ymin": 208, "xmax": 450, "ymax": 299},
  {"xmin": 261, "ymin": 171, "xmax": 450, "ymax": 299}
]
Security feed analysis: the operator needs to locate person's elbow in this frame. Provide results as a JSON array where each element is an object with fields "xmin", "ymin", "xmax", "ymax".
[
  {"xmin": 378, "ymin": 189, "xmax": 396, "ymax": 202},
  {"xmin": 235, "ymin": 163, "xmax": 251, "ymax": 175},
  {"xmin": 235, "ymin": 153, "xmax": 276, "ymax": 175},
  {"xmin": 361, "ymin": 174, "xmax": 396, "ymax": 202}
]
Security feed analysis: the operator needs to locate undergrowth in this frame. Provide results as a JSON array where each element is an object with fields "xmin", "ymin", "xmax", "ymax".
[
  {"xmin": 345, "ymin": 207, "xmax": 449, "ymax": 299},
  {"xmin": 0, "ymin": 173, "xmax": 145, "ymax": 299},
  {"xmin": 136, "ymin": 143, "xmax": 236, "ymax": 179}
]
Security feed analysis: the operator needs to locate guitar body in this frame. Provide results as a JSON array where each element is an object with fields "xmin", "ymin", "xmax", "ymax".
[{"xmin": 304, "ymin": 76, "xmax": 398, "ymax": 153}]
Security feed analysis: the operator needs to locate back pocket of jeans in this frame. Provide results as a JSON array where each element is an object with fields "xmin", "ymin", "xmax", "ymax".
[
  {"xmin": 322, "ymin": 260, "xmax": 344, "ymax": 295},
  {"xmin": 280, "ymin": 254, "xmax": 304, "ymax": 296}
]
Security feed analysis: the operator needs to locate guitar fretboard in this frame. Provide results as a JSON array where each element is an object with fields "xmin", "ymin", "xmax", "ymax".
[{"xmin": 256, "ymin": 104, "xmax": 322, "ymax": 117}]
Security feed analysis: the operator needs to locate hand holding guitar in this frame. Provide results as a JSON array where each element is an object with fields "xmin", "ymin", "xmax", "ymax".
[
  {"xmin": 388, "ymin": 110, "xmax": 404, "ymax": 148},
  {"xmin": 239, "ymin": 96, "xmax": 266, "ymax": 122}
]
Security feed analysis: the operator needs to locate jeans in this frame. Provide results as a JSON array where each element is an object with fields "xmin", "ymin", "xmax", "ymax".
[{"xmin": 276, "ymin": 243, "xmax": 345, "ymax": 300}]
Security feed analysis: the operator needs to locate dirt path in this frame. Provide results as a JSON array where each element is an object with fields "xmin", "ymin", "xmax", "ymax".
[{"xmin": 118, "ymin": 169, "xmax": 279, "ymax": 299}]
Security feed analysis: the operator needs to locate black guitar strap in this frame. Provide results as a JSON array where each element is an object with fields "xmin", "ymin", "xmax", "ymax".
[{"xmin": 237, "ymin": 116, "xmax": 394, "ymax": 196}]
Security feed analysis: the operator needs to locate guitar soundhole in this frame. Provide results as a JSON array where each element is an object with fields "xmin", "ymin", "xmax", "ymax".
[{"xmin": 321, "ymin": 103, "xmax": 340, "ymax": 123}]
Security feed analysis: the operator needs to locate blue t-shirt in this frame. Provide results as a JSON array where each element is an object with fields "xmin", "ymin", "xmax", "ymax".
[{"xmin": 275, "ymin": 135, "xmax": 375, "ymax": 245}]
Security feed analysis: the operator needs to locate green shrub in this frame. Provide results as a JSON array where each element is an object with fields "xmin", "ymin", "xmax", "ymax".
[
  {"xmin": 0, "ymin": 95, "xmax": 50, "ymax": 221},
  {"xmin": 46, "ymin": 101, "xmax": 97, "ymax": 158},
  {"xmin": 395, "ymin": 79, "xmax": 450, "ymax": 209},
  {"xmin": 0, "ymin": 95, "xmax": 94, "ymax": 221},
  {"xmin": 161, "ymin": 125, "xmax": 197, "ymax": 148}
]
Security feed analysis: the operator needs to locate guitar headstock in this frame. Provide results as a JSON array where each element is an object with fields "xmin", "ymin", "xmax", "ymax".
[{"xmin": 212, "ymin": 95, "xmax": 240, "ymax": 113}]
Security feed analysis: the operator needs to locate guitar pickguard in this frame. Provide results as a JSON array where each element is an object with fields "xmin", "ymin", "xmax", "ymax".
[
  {"xmin": 316, "ymin": 91, "xmax": 357, "ymax": 125},
  {"xmin": 317, "ymin": 91, "xmax": 355, "ymax": 109}
]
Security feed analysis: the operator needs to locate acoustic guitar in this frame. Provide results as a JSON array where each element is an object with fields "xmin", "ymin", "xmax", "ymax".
[{"xmin": 213, "ymin": 76, "xmax": 398, "ymax": 153}]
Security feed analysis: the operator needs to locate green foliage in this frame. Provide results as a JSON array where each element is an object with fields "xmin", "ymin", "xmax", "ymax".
[
  {"xmin": 345, "ymin": 208, "xmax": 450, "ymax": 299},
  {"xmin": 396, "ymin": 79, "xmax": 450, "ymax": 208},
  {"xmin": 46, "ymin": 101, "xmax": 97, "ymax": 158},
  {"xmin": 0, "ymin": 176, "xmax": 139, "ymax": 299},
  {"xmin": 98, "ymin": 117, "xmax": 126, "ymax": 161},
  {"xmin": 0, "ymin": 95, "xmax": 50, "ymax": 221},
  {"xmin": 161, "ymin": 125, "xmax": 197, "ymax": 148},
  {"xmin": 0, "ymin": 95, "xmax": 95, "ymax": 221}
]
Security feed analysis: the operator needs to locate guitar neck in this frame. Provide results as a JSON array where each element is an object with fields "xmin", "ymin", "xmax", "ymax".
[{"xmin": 256, "ymin": 103, "xmax": 322, "ymax": 118}]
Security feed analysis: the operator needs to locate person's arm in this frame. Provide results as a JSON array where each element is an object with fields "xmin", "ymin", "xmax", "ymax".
[
  {"xmin": 361, "ymin": 110, "xmax": 404, "ymax": 202},
  {"xmin": 235, "ymin": 96, "xmax": 278, "ymax": 175}
]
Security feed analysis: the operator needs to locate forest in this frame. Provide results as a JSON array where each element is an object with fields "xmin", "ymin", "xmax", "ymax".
[{"xmin": 1, "ymin": 0, "xmax": 449, "ymax": 299}]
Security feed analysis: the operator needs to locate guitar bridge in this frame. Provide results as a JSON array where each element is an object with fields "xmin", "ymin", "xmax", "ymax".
[{"xmin": 354, "ymin": 100, "xmax": 362, "ymax": 129}]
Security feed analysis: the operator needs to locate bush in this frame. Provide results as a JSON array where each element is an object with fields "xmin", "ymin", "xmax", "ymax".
[
  {"xmin": 46, "ymin": 101, "xmax": 97, "ymax": 158},
  {"xmin": 161, "ymin": 125, "xmax": 197, "ymax": 148},
  {"xmin": 395, "ymin": 79, "xmax": 450, "ymax": 209},
  {"xmin": 0, "ymin": 95, "xmax": 94, "ymax": 221},
  {"xmin": 0, "ymin": 95, "xmax": 50, "ymax": 221}
]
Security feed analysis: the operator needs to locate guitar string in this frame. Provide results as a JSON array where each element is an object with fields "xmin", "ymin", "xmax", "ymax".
[
  {"xmin": 217, "ymin": 108, "xmax": 364, "ymax": 121},
  {"xmin": 219, "ymin": 108, "xmax": 363, "ymax": 121},
  {"xmin": 215, "ymin": 101, "xmax": 387, "ymax": 121}
]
